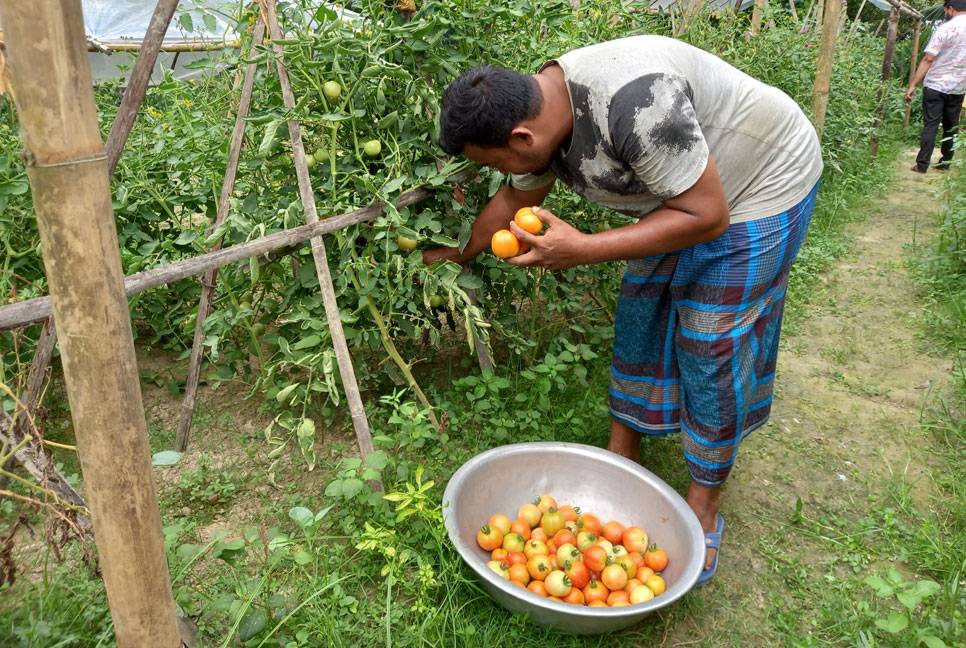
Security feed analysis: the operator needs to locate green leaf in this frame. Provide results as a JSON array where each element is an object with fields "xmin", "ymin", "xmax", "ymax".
[
  {"xmin": 325, "ymin": 479, "xmax": 344, "ymax": 497},
  {"xmin": 364, "ymin": 450, "xmax": 388, "ymax": 470},
  {"xmin": 875, "ymin": 612, "xmax": 908, "ymax": 633},
  {"xmin": 202, "ymin": 12, "xmax": 217, "ymax": 32},
  {"xmin": 297, "ymin": 418, "xmax": 316, "ymax": 471},
  {"xmin": 920, "ymin": 633, "xmax": 947, "ymax": 648},
  {"xmin": 237, "ymin": 607, "xmax": 269, "ymax": 641},
  {"xmin": 382, "ymin": 177, "xmax": 406, "ymax": 194},
  {"xmin": 909, "ymin": 579, "xmax": 942, "ymax": 598},
  {"xmin": 456, "ymin": 273, "xmax": 484, "ymax": 290},
  {"xmin": 292, "ymin": 550, "xmax": 314, "ymax": 565},
  {"xmin": 341, "ymin": 477, "xmax": 364, "ymax": 499},
  {"xmin": 152, "ymin": 450, "xmax": 182, "ymax": 466},
  {"xmin": 288, "ymin": 506, "xmax": 314, "ymax": 528},
  {"xmin": 174, "ymin": 230, "xmax": 199, "ymax": 245},
  {"xmin": 291, "ymin": 335, "xmax": 321, "ymax": 350},
  {"xmin": 179, "ymin": 12, "xmax": 194, "ymax": 32},
  {"xmin": 258, "ymin": 119, "xmax": 283, "ymax": 158},
  {"xmin": 897, "ymin": 590, "xmax": 922, "ymax": 609}
]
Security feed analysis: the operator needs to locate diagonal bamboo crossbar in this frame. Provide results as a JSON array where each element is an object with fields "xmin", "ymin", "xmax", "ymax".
[{"xmin": 0, "ymin": 177, "xmax": 467, "ymax": 333}]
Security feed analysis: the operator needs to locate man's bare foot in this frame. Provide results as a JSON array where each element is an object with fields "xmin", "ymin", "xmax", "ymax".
[
  {"xmin": 686, "ymin": 481, "xmax": 721, "ymax": 570},
  {"xmin": 607, "ymin": 419, "xmax": 641, "ymax": 462}
]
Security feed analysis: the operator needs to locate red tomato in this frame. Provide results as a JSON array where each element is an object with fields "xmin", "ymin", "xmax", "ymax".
[
  {"xmin": 566, "ymin": 561, "xmax": 591, "ymax": 590},
  {"xmin": 508, "ymin": 563, "xmax": 530, "ymax": 585},
  {"xmin": 509, "ymin": 518, "xmax": 532, "ymax": 541},
  {"xmin": 576, "ymin": 513, "xmax": 602, "ymax": 536},
  {"xmin": 601, "ymin": 520, "xmax": 626, "ymax": 546},
  {"xmin": 582, "ymin": 580, "xmax": 609, "ymax": 604},
  {"xmin": 607, "ymin": 590, "xmax": 630, "ymax": 606},
  {"xmin": 562, "ymin": 587, "xmax": 585, "ymax": 605},
  {"xmin": 507, "ymin": 551, "xmax": 527, "ymax": 566},
  {"xmin": 582, "ymin": 544, "xmax": 608, "ymax": 572},
  {"xmin": 622, "ymin": 526, "xmax": 648, "ymax": 554},
  {"xmin": 527, "ymin": 580, "xmax": 548, "ymax": 597},
  {"xmin": 553, "ymin": 529, "xmax": 576, "ymax": 549},
  {"xmin": 490, "ymin": 548, "xmax": 508, "ymax": 563},
  {"xmin": 557, "ymin": 504, "xmax": 579, "ymax": 523}
]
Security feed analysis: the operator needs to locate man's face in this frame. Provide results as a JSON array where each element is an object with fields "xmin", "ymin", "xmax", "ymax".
[{"xmin": 462, "ymin": 141, "xmax": 554, "ymax": 176}]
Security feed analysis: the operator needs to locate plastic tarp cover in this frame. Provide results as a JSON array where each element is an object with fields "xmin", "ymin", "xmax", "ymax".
[{"xmin": 83, "ymin": 0, "xmax": 238, "ymax": 44}]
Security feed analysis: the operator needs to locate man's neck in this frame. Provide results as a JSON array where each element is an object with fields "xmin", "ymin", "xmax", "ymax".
[{"xmin": 534, "ymin": 65, "xmax": 575, "ymax": 152}]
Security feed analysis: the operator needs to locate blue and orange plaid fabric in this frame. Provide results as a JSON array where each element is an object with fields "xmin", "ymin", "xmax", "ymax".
[{"xmin": 609, "ymin": 182, "xmax": 820, "ymax": 486}]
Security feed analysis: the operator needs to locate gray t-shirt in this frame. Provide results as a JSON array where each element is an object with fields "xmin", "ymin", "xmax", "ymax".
[{"xmin": 511, "ymin": 35, "xmax": 824, "ymax": 223}]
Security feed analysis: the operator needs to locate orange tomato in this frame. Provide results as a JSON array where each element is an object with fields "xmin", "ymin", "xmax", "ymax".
[
  {"xmin": 562, "ymin": 588, "xmax": 585, "ymax": 605},
  {"xmin": 616, "ymin": 555, "xmax": 639, "ymax": 581},
  {"xmin": 527, "ymin": 580, "xmax": 548, "ymax": 597},
  {"xmin": 622, "ymin": 526, "xmax": 648, "ymax": 554},
  {"xmin": 624, "ymin": 578, "xmax": 644, "ymax": 594},
  {"xmin": 546, "ymin": 539, "xmax": 557, "ymax": 555},
  {"xmin": 576, "ymin": 513, "xmax": 602, "ymax": 536},
  {"xmin": 488, "ymin": 514, "xmax": 512, "ymax": 536},
  {"xmin": 548, "ymin": 553, "xmax": 559, "ymax": 570},
  {"xmin": 601, "ymin": 563, "xmax": 629, "ymax": 591},
  {"xmin": 644, "ymin": 546, "xmax": 668, "ymax": 572},
  {"xmin": 530, "ymin": 527, "xmax": 549, "ymax": 543},
  {"xmin": 527, "ymin": 554, "xmax": 553, "ymax": 581},
  {"xmin": 627, "ymin": 552, "xmax": 646, "ymax": 570},
  {"xmin": 607, "ymin": 590, "xmax": 630, "ymax": 606},
  {"xmin": 557, "ymin": 505, "xmax": 579, "ymax": 523},
  {"xmin": 601, "ymin": 520, "xmax": 626, "ymax": 546},
  {"xmin": 491, "ymin": 548, "xmax": 508, "ymax": 563},
  {"xmin": 534, "ymin": 494, "xmax": 557, "ymax": 514},
  {"xmin": 518, "ymin": 504, "xmax": 542, "ymax": 528},
  {"xmin": 491, "ymin": 229, "xmax": 521, "ymax": 258},
  {"xmin": 524, "ymin": 539, "xmax": 549, "ymax": 559},
  {"xmin": 582, "ymin": 580, "xmax": 609, "ymax": 604},
  {"xmin": 507, "ymin": 551, "xmax": 527, "ymax": 566},
  {"xmin": 509, "ymin": 579, "xmax": 527, "ymax": 588},
  {"xmin": 513, "ymin": 206, "xmax": 543, "ymax": 235},
  {"xmin": 582, "ymin": 544, "xmax": 608, "ymax": 572},
  {"xmin": 508, "ymin": 563, "xmax": 530, "ymax": 585},
  {"xmin": 509, "ymin": 519, "xmax": 532, "ymax": 541},
  {"xmin": 566, "ymin": 561, "xmax": 591, "ymax": 590},
  {"xmin": 588, "ymin": 600, "xmax": 608, "ymax": 607},
  {"xmin": 636, "ymin": 566, "xmax": 655, "ymax": 583},
  {"xmin": 477, "ymin": 525, "xmax": 503, "ymax": 551},
  {"xmin": 553, "ymin": 529, "xmax": 577, "ymax": 549}
]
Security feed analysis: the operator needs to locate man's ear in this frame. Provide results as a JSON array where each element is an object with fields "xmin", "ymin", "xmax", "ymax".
[{"xmin": 508, "ymin": 125, "xmax": 536, "ymax": 150}]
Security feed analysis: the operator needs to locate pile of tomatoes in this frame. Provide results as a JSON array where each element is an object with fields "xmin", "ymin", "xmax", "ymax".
[{"xmin": 475, "ymin": 494, "xmax": 670, "ymax": 607}]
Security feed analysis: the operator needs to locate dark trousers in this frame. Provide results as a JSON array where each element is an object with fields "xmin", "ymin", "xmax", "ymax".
[{"xmin": 916, "ymin": 87, "xmax": 965, "ymax": 171}]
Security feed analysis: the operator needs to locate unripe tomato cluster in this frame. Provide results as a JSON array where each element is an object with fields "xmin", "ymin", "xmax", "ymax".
[
  {"xmin": 491, "ymin": 207, "xmax": 544, "ymax": 259},
  {"xmin": 476, "ymin": 494, "xmax": 670, "ymax": 607}
]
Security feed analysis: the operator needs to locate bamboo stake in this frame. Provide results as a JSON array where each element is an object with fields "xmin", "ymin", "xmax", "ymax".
[
  {"xmin": 815, "ymin": 0, "xmax": 827, "ymax": 29},
  {"xmin": 4, "ymin": 0, "xmax": 182, "ymax": 534},
  {"xmin": 811, "ymin": 0, "xmax": 843, "ymax": 139},
  {"xmin": 105, "ymin": 0, "xmax": 182, "ymax": 175},
  {"xmin": 0, "ymin": 177, "xmax": 468, "ymax": 333},
  {"xmin": 846, "ymin": 0, "xmax": 868, "ymax": 44},
  {"xmin": 873, "ymin": 18, "xmax": 885, "ymax": 37},
  {"xmin": 751, "ymin": 0, "xmax": 768, "ymax": 34},
  {"xmin": 0, "ymin": 2, "xmax": 182, "ymax": 646},
  {"xmin": 676, "ymin": 0, "xmax": 706, "ymax": 35},
  {"xmin": 871, "ymin": 7, "xmax": 900, "ymax": 156},
  {"xmin": 789, "ymin": 0, "xmax": 799, "ymax": 22},
  {"xmin": 175, "ymin": 17, "xmax": 266, "ymax": 453},
  {"xmin": 905, "ymin": 19, "xmax": 921, "ymax": 126},
  {"xmin": 259, "ymin": 0, "xmax": 379, "ymax": 464},
  {"xmin": 89, "ymin": 40, "xmax": 239, "ymax": 53}
]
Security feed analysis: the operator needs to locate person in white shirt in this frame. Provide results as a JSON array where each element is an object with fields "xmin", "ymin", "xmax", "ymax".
[{"xmin": 906, "ymin": 0, "xmax": 966, "ymax": 172}]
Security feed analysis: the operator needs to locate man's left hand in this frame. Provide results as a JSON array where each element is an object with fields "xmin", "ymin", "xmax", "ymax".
[{"xmin": 505, "ymin": 206, "xmax": 589, "ymax": 270}]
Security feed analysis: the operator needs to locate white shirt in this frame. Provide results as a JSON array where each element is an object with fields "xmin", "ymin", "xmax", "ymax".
[
  {"xmin": 924, "ymin": 14, "xmax": 966, "ymax": 95},
  {"xmin": 510, "ymin": 36, "xmax": 823, "ymax": 223}
]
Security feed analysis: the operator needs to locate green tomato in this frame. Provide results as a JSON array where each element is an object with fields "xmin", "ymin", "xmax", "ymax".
[
  {"xmin": 395, "ymin": 234, "xmax": 418, "ymax": 252},
  {"xmin": 363, "ymin": 139, "xmax": 382, "ymax": 157},
  {"xmin": 313, "ymin": 149, "xmax": 330, "ymax": 164},
  {"xmin": 322, "ymin": 81, "xmax": 341, "ymax": 102},
  {"xmin": 305, "ymin": 154, "xmax": 317, "ymax": 169},
  {"xmin": 429, "ymin": 294, "xmax": 444, "ymax": 308}
]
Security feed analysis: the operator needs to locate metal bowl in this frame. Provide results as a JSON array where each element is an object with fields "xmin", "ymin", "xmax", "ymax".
[{"xmin": 442, "ymin": 442, "xmax": 705, "ymax": 635}]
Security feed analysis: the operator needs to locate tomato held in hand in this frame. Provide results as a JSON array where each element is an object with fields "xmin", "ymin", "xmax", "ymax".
[
  {"xmin": 491, "ymin": 229, "xmax": 521, "ymax": 258},
  {"xmin": 513, "ymin": 206, "xmax": 544, "ymax": 235}
]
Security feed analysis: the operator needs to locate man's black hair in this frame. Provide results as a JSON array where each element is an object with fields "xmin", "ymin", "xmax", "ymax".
[
  {"xmin": 945, "ymin": 0, "xmax": 966, "ymax": 11},
  {"xmin": 438, "ymin": 66, "xmax": 543, "ymax": 156}
]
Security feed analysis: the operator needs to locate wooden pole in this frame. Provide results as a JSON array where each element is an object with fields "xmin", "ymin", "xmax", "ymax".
[
  {"xmin": 810, "ymin": 0, "xmax": 843, "ymax": 139},
  {"xmin": 258, "ymin": 0, "xmax": 379, "ymax": 464},
  {"xmin": 751, "ymin": 0, "xmax": 768, "ymax": 34},
  {"xmin": 0, "ymin": 176, "xmax": 469, "ymax": 333},
  {"xmin": 676, "ymin": 0, "xmax": 706, "ymax": 35},
  {"xmin": 871, "ymin": 7, "xmax": 900, "ymax": 156},
  {"xmin": 0, "ymin": 2, "xmax": 182, "ymax": 647},
  {"xmin": 789, "ymin": 0, "xmax": 799, "ymax": 22},
  {"xmin": 905, "ymin": 19, "xmax": 921, "ymax": 126},
  {"xmin": 815, "ymin": 0, "xmax": 827, "ymax": 30},
  {"xmin": 846, "ymin": 0, "xmax": 868, "ymax": 44},
  {"xmin": 175, "ymin": 17, "xmax": 266, "ymax": 453}
]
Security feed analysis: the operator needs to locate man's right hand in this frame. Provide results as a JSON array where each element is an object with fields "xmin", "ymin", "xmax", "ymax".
[{"xmin": 905, "ymin": 87, "xmax": 915, "ymax": 104}]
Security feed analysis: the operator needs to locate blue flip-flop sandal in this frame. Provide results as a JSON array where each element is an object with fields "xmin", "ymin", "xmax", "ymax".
[{"xmin": 695, "ymin": 513, "xmax": 724, "ymax": 587}]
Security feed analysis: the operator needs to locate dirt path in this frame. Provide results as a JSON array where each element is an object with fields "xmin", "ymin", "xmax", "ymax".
[{"xmin": 665, "ymin": 150, "xmax": 953, "ymax": 646}]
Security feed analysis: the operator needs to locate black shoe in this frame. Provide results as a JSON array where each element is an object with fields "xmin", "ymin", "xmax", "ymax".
[{"xmin": 911, "ymin": 165, "xmax": 927, "ymax": 174}]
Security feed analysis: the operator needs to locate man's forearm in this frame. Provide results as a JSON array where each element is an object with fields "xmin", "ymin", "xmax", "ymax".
[{"xmin": 908, "ymin": 57, "xmax": 934, "ymax": 92}]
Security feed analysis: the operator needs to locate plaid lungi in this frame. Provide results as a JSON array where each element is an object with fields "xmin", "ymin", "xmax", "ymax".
[{"xmin": 609, "ymin": 182, "xmax": 819, "ymax": 487}]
